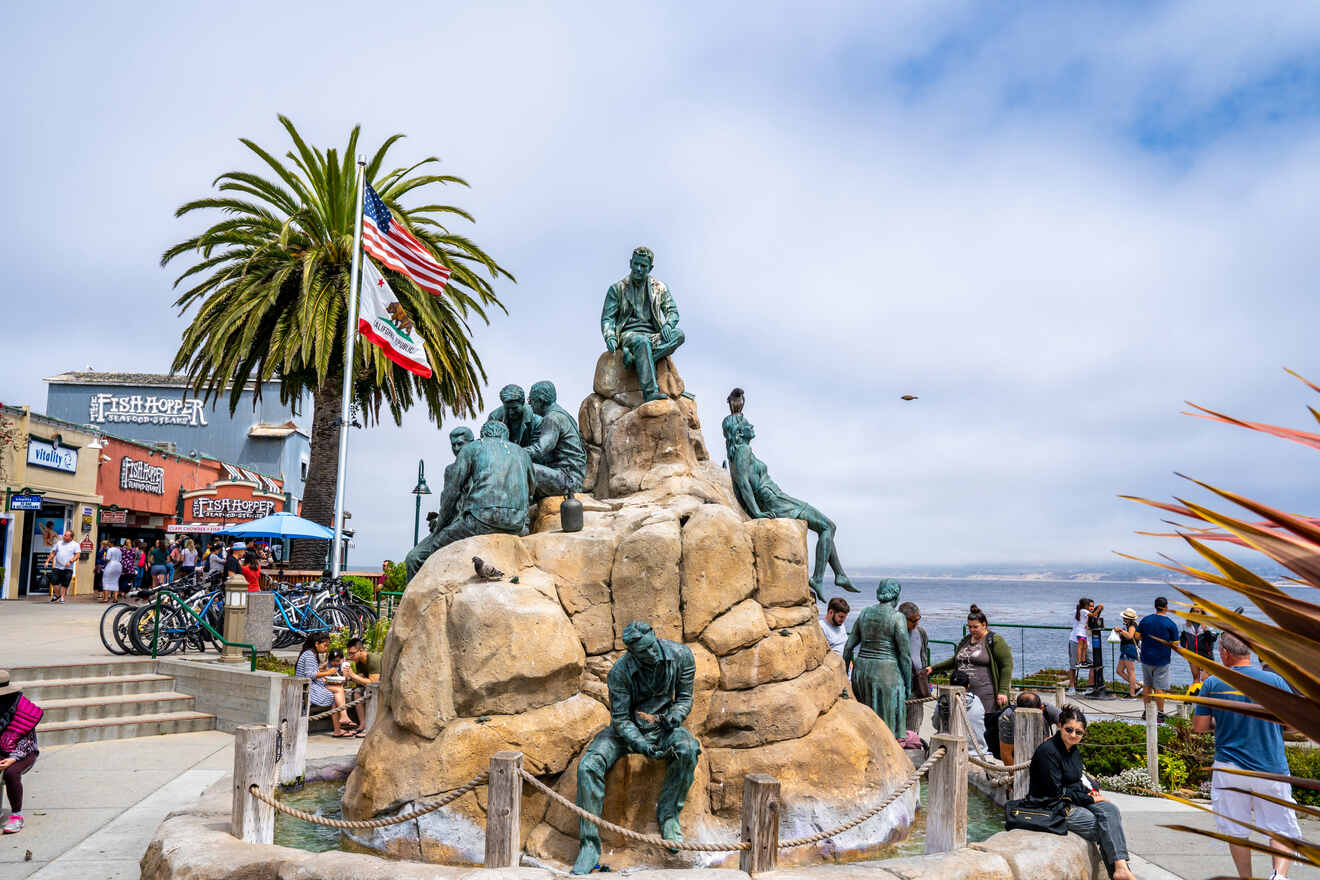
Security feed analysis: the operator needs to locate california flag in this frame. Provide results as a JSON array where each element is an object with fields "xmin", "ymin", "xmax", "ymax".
[{"xmin": 358, "ymin": 258, "xmax": 433, "ymax": 378}]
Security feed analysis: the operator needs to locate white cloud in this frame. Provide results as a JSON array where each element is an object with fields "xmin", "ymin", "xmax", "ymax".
[{"xmin": 4, "ymin": 2, "xmax": 1320, "ymax": 569}]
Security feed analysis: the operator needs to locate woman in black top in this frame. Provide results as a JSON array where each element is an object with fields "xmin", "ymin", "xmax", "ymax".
[{"xmin": 1028, "ymin": 706, "xmax": 1134, "ymax": 880}]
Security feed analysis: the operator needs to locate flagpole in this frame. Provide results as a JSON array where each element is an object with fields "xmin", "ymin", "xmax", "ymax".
[{"xmin": 330, "ymin": 160, "xmax": 366, "ymax": 578}]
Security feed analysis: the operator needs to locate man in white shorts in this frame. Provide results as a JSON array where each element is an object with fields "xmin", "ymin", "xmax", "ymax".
[
  {"xmin": 1194, "ymin": 632, "xmax": 1299, "ymax": 880},
  {"xmin": 46, "ymin": 530, "xmax": 81, "ymax": 604}
]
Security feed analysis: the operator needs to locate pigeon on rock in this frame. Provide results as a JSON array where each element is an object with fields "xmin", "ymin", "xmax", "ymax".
[{"xmin": 473, "ymin": 556, "xmax": 504, "ymax": 581}]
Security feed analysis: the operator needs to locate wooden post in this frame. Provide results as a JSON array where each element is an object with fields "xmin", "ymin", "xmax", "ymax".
[
  {"xmin": 1055, "ymin": 685, "xmax": 1066, "ymax": 708},
  {"xmin": 362, "ymin": 682, "xmax": 379, "ymax": 734},
  {"xmin": 484, "ymin": 751, "xmax": 523, "ymax": 868},
  {"xmin": 937, "ymin": 685, "xmax": 968, "ymax": 739},
  {"xmin": 232, "ymin": 723, "xmax": 278, "ymax": 844},
  {"xmin": 1011, "ymin": 708, "xmax": 1045, "ymax": 800},
  {"xmin": 277, "ymin": 677, "xmax": 309, "ymax": 789},
  {"xmin": 739, "ymin": 773, "xmax": 780, "ymax": 874},
  {"xmin": 1145, "ymin": 698, "xmax": 1159, "ymax": 786},
  {"xmin": 925, "ymin": 732, "xmax": 968, "ymax": 855}
]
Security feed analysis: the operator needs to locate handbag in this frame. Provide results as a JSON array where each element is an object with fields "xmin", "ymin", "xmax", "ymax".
[{"xmin": 1004, "ymin": 797, "xmax": 1071, "ymax": 835}]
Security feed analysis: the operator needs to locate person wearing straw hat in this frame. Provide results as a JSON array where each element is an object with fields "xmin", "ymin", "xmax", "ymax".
[
  {"xmin": 0, "ymin": 671, "xmax": 44, "ymax": 834},
  {"xmin": 1112, "ymin": 609, "xmax": 1140, "ymax": 698}
]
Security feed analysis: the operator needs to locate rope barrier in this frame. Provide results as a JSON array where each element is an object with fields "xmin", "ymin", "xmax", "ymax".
[
  {"xmin": 308, "ymin": 690, "xmax": 373, "ymax": 722},
  {"xmin": 519, "ymin": 768, "xmax": 749, "ymax": 852},
  {"xmin": 955, "ymin": 700, "xmax": 1031, "ymax": 775},
  {"xmin": 777, "ymin": 746, "xmax": 944, "ymax": 848},
  {"xmin": 904, "ymin": 696, "xmax": 938, "ymax": 706},
  {"xmin": 247, "ymin": 770, "xmax": 488, "ymax": 830}
]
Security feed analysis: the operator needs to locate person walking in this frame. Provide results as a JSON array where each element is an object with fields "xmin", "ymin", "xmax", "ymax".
[
  {"xmin": 1193, "ymin": 632, "xmax": 1299, "ymax": 880},
  {"xmin": 819, "ymin": 597, "xmax": 850, "ymax": 656},
  {"xmin": 898, "ymin": 601, "xmax": 930, "ymax": 735},
  {"xmin": 180, "ymin": 539, "xmax": 199, "ymax": 586},
  {"xmin": 1136, "ymin": 596, "xmax": 1181, "ymax": 722},
  {"xmin": 0, "ymin": 671, "xmax": 44, "ymax": 834},
  {"xmin": 45, "ymin": 530, "xmax": 80, "ymax": 603},
  {"xmin": 1113, "ymin": 608, "xmax": 1140, "ymax": 698},
  {"xmin": 101, "ymin": 543, "xmax": 122, "ymax": 604},
  {"xmin": 928, "ymin": 605, "xmax": 1013, "ymax": 757},
  {"xmin": 1027, "ymin": 705, "xmax": 1135, "ymax": 880}
]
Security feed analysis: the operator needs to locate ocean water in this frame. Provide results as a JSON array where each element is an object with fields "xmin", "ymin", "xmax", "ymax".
[{"xmin": 816, "ymin": 576, "xmax": 1300, "ymax": 688}]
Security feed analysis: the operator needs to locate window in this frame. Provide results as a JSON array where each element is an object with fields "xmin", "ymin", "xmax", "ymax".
[{"xmin": 300, "ymin": 458, "xmax": 308, "ymax": 481}]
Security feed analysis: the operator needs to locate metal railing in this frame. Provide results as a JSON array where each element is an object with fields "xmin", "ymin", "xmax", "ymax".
[
  {"xmin": 150, "ymin": 588, "xmax": 258, "ymax": 671},
  {"xmin": 376, "ymin": 590, "xmax": 405, "ymax": 620}
]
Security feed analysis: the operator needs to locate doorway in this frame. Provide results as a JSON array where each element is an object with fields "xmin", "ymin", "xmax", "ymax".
[{"xmin": 20, "ymin": 502, "xmax": 70, "ymax": 596}]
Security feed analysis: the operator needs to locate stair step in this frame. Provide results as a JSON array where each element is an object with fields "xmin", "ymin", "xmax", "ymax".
[
  {"xmin": 37, "ymin": 691, "xmax": 197, "ymax": 723},
  {"xmin": 5, "ymin": 659, "xmax": 157, "ymax": 681},
  {"xmin": 35, "ymin": 710, "xmax": 217, "ymax": 746},
  {"xmin": 14, "ymin": 673, "xmax": 175, "ymax": 701}
]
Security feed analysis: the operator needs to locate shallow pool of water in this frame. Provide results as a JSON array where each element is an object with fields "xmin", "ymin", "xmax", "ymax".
[
  {"xmin": 274, "ymin": 781, "xmax": 345, "ymax": 853},
  {"xmin": 274, "ymin": 779, "xmax": 1004, "ymax": 858}
]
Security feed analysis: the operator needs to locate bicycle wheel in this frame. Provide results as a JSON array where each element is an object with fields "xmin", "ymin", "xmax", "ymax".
[
  {"xmin": 100, "ymin": 602, "xmax": 132, "ymax": 655},
  {"xmin": 112, "ymin": 604, "xmax": 141, "ymax": 654},
  {"xmin": 129, "ymin": 605, "xmax": 183, "ymax": 656}
]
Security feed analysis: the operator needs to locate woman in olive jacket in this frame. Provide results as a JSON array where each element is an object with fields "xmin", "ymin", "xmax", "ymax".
[{"xmin": 927, "ymin": 605, "xmax": 1014, "ymax": 755}]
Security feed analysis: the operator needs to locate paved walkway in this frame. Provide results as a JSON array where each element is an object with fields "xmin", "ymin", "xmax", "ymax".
[{"xmin": 2, "ymin": 598, "xmax": 117, "ymax": 667}]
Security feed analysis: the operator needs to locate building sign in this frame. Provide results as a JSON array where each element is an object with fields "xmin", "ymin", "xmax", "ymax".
[
  {"xmin": 191, "ymin": 497, "xmax": 276, "ymax": 521},
  {"xmin": 100, "ymin": 508, "xmax": 127, "ymax": 524},
  {"xmin": 80, "ymin": 536, "xmax": 93, "ymax": 552},
  {"xmin": 167, "ymin": 522, "xmax": 223, "ymax": 534},
  {"xmin": 10, "ymin": 495, "xmax": 42, "ymax": 511},
  {"xmin": 119, "ymin": 456, "xmax": 166, "ymax": 495},
  {"xmin": 88, "ymin": 393, "xmax": 208, "ymax": 427},
  {"xmin": 27, "ymin": 438, "xmax": 78, "ymax": 473}
]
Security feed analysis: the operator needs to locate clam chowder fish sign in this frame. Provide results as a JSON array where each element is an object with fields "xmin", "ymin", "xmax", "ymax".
[
  {"xmin": 27, "ymin": 438, "xmax": 77, "ymax": 473},
  {"xmin": 88, "ymin": 393, "xmax": 209, "ymax": 426}
]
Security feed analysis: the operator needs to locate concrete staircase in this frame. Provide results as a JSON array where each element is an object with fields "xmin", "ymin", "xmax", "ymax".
[{"xmin": 8, "ymin": 659, "xmax": 216, "ymax": 745}]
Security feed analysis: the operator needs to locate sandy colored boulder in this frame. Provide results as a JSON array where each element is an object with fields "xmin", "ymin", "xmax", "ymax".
[
  {"xmin": 611, "ymin": 519, "xmax": 683, "ymax": 646},
  {"xmin": 571, "ymin": 603, "xmax": 617, "ymax": 654},
  {"xmin": 415, "ymin": 532, "xmax": 535, "ymax": 588},
  {"xmin": 680, "ymin": 505, "xmax": 757, "ymax": 639},
  {"xmin": 705, "ymin": 700, "xmax": 911, "ymax": 815},
  {"xmin": 748, "ymin": 517, "xmax": 811, "ymax": 607},
  {"xmin": 529, "ymin": 750, "xmax": 719, "ymax": 871},
  {"xmin": 383, "ymin": 585, "xmax": 456, "ymax": 739},
  {"xmin": 699, "ymin": 599, "xmax": 769, "ymax": 656},
  {"xmin": 592, "ymin": 351, "xmax": 684, "ymax": 399},
  {"xmin": 972, "ymin": 830, "xmax": 1095, "ymax": 880},
  {"xmin": 685, "ymin": 641, "xmax": 720, "ymax": 732},
  {"xmin": 447, "ymin": 581, "xmax": 585, "ymax": 716},
  {"xmin": 601, "ymin": 399, "xmax": 697, "ymax": 497},
  {"xmin": 523, "ymin": 529, "xmax": 615, "ymax": 614},
  {"xmin": 873, "ymin": 850, "xmax": 1014, "ymax": 880},
  {"xmin": 704, "ymin": 652, "xmax": 843, "ymax": 747},
  {"xmin": 346, "ymin": 696, "xmax": 606, "ymax": 819},
  {"xmin": 579, "ymin": 394, "xmax": 602, "ymax": 446},
  {"xmin": 718, "ymin": 627, "xmax": 809, "ymax": 689},
  {"xmin": 764, "ymin": 605, "xmax": 817, "ymax": 629},
  {"xmin": 790, "ymin": 619, "xmax": 830, "ymax": 670}
]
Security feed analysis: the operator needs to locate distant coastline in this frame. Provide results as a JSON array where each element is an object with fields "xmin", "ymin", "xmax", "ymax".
[{"xmin": 884, "ymin": 574, "xmax": 1198, "ymax": 585}]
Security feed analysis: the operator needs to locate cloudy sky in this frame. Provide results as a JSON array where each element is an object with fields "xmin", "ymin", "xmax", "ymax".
[{"xmin": 5, "ymin": 2, "xmax": 1320, "ymax": 570}]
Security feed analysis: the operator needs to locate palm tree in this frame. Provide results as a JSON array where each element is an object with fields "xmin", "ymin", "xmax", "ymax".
[{"xmin": 162, "ymin": 116, "xmax": 513, "ymax": 568}]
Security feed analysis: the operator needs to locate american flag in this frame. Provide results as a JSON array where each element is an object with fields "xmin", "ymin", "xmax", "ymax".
[{"xmin": 361, "ymin": 183, "xmax": 452, "ymax": 296}]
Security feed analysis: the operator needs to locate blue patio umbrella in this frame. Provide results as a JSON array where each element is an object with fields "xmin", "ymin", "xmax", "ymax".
[{"xmin": 217, "ymin": 511, "xmax": 334, "ymax": 540}]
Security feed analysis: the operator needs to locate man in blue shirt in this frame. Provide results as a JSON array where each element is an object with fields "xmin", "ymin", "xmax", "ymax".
[
  {"xmin": 1193, "ymin": 632, "xmax": 1298, "ymax": 880},
  {"xmin": 1135, "ymin": 597, "xmax": 1180, "ymax": 722}
]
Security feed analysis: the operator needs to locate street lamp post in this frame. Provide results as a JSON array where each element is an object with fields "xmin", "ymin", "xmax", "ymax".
[{"xmin": 411, "ymin": 460, "xmax": 431, "ymax": 546}]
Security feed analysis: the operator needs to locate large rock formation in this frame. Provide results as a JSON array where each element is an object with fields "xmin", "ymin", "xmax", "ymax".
[{"xmin": 343, "ymin": 357, "xmax": 914, "ymax": 870}]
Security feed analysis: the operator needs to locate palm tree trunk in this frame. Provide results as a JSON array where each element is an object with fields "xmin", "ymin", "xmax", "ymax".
[{"xmin": 290, "ymin": 375, "xmax": 344, "ymax": 570}]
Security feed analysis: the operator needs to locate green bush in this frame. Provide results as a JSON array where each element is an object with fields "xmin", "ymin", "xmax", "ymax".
[
  {"xmin": 1287, "ymin": 747, "xmax": 1320, "ymax": 807},
  {"xmin": 343, "ymin": 575, "xmax": 375, "ymax": 604},
  {"xmin": 1078, "ymin": 718, "xmax": 1214, "ymax": 791},
  {"xmin": 380, "ymin": 560, "xmax": 406, "ymax": 592}
]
